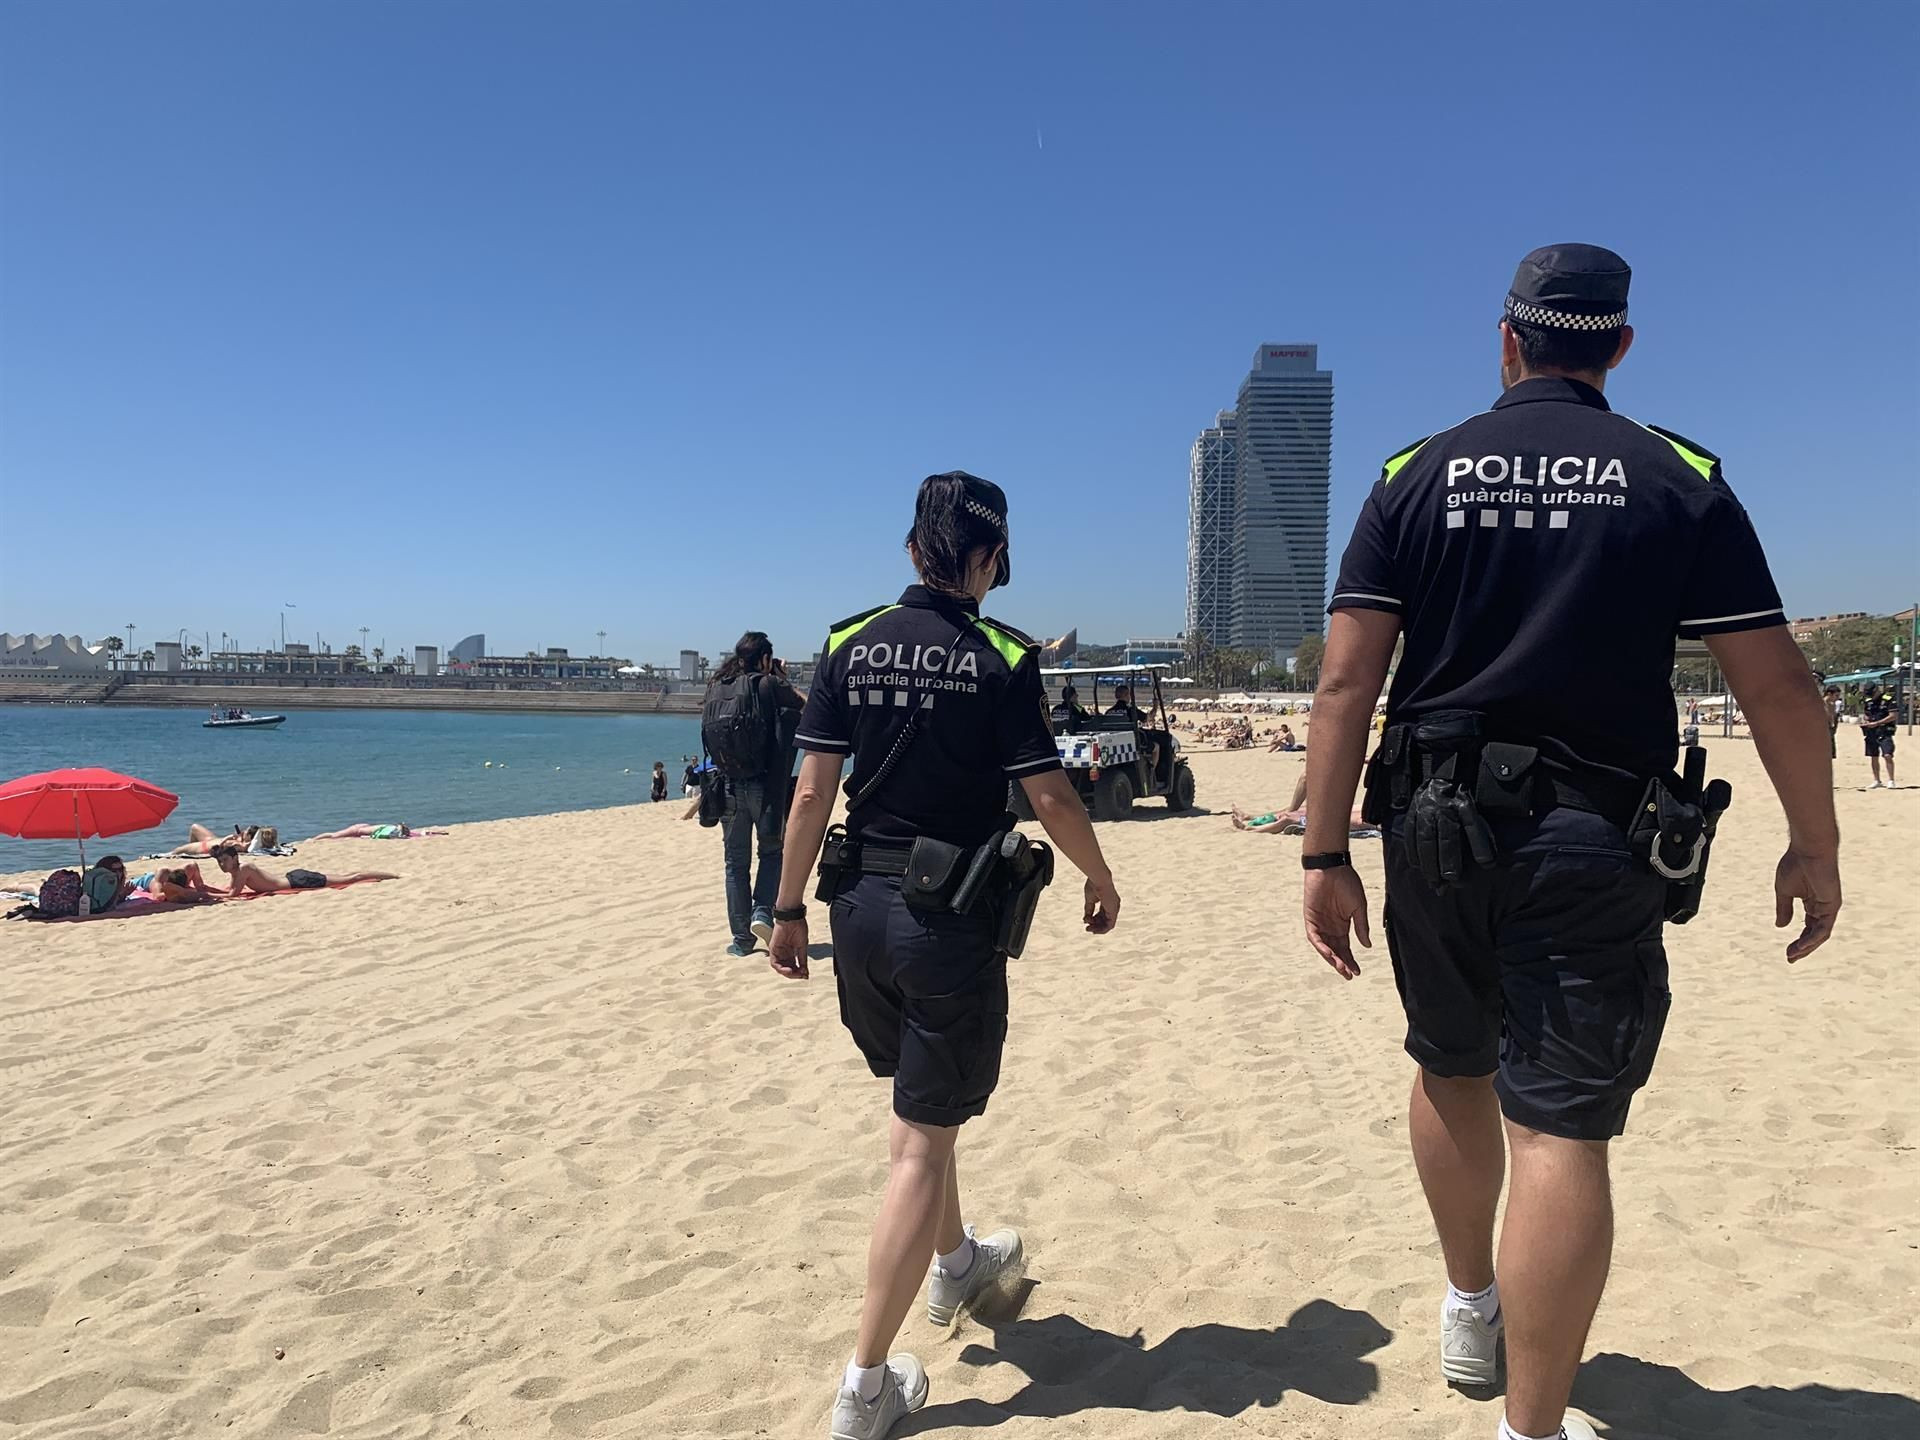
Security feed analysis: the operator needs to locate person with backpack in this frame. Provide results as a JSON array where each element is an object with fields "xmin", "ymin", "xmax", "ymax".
[{"xmin": 702, "ymin": 630, "xmax": 805, "ymax": 957}]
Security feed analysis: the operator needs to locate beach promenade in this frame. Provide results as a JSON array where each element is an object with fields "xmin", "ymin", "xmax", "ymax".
[{"xmin": 1, "ymin": 735, "xmax": 1914, "ymax": 1437}]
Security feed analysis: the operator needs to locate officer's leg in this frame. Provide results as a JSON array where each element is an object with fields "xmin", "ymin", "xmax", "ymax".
[
  {"xmin": 1498, "ymin": 1124, "xmax": 1612, "ymax": 1435},
  {"xmin": 1409, "ymin": 1069, "xmax": 1502, "ymax": 1293},
  {"xmin": 854, "ymin": 1114, "xmax": 960, "ymax": 1367},
  {"xmin": 938, "ymin": 1150, "xmax": 965, "ymax": 1258}
]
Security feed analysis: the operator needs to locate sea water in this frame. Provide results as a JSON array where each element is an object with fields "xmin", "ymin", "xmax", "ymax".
[{"xmin": 0, "ymin": 705, "xmax": 702, "ymax": 873}]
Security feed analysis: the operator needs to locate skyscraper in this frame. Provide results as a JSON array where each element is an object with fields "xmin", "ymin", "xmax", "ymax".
[
  {"xmin": 1229, "ymin": 343, "xmax": 1332, "ymax": 658},
  {"xmin": 1186, "ymin": 409, "xmax": 1237, "ymax": 650}
]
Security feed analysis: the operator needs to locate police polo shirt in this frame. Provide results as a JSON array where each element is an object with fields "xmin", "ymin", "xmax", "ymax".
[
  {"xmin": 1330, "ymin": 376, "xmax": 1784, "ymax": 779},
  {"xmin": 795, "ymin": 585, "xmax": 1062, "ymax": 847}
]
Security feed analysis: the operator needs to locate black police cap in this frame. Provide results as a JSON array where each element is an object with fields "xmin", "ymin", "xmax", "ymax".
[
  {"xmin": 1506, "ymin": 243, "xmax": 1631, "ymax": 331},
  {"xmin": 923, "ymin": 470, "xmax": 1012, "ymax": 589}
]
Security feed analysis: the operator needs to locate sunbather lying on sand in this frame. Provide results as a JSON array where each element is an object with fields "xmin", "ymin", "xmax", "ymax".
[
  {"xmin": 168, "ymin": 823, "xmax": 256, "ymax": 857},
  {"xmin": 129, "ymin": 864, "xmax": 219, "ymax": 904},
  {"xmin": 1231, "ymin": 777, "xmax": 1369, "ymax": 834},
  {"xmin": 210, "ymin": 845, "xmax": 396, "ymax": 894},
  {"xmin": 306, "ymin": 823, "xmax": 441, "ymax": 841}
]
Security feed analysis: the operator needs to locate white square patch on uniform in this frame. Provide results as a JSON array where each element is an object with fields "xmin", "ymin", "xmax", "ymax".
[
  {"xmin": 1549, "ymin": 511, "xmax": 1570, "ymax": 530},
  {"xmin": 1514, "ymin": 510, "xmax": 1534, "ymax": 529},
  {"xmin": 1446, "ymin": 511, "xmax": 1466, "ymax": 529},
  {"xmin": 1479, "ymin": 509, "xmax": 1499, "ymax": 528}
]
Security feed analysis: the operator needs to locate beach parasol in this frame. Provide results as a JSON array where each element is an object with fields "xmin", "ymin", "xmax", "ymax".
[{"xmin": 0, "ymin": 768, "xmax": 180, "ymax": 871}]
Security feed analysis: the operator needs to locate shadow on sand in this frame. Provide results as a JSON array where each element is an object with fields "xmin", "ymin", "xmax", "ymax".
[
  {"xmin": 1573, "ymin": 1352, "xmax": 1920, "ymax": 1439},
  {"xmin": 907, "ymin": 1296, "xmax": 1389, "ymax": 1430}
]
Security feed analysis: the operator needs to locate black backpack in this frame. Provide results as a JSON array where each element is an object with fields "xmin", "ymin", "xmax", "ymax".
[{"xmin": 701, "ymin": 673, "xmax": 773, "ymax": 780}]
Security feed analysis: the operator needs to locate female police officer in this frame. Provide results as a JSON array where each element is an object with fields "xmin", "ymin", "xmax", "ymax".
[{"xmin": 768, "ymin": 471, "xmax": 1122, "ymax": 1439}]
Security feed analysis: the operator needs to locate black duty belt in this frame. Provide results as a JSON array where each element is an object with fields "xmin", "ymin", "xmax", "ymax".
[
  {"xmin": 1364, "ymin": 713, "xmax": 1731, "ymax": 919},
  {"xmin": 814, "ymin": 824, "xmax": 1056, "ymax": 958}
]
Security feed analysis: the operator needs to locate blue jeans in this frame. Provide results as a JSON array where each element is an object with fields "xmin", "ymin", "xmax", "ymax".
[{"xmin": 722, "ymin": 775, "xmax": 784, "ymax": 944}]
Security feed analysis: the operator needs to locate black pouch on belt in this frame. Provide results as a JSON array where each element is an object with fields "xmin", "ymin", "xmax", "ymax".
[
  {"xmin": 1474, "ymin": 742, "xmax": 1539, "ymax": 818},
  {"xmin": 901, "ymin": 835, "xmax": 971, "ymax": 913}
]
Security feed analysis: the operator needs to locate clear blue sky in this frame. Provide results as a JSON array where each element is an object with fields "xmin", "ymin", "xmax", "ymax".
[{"xmin": 3, "ymin": 1, "xmax": 1914, "ymax": 664}]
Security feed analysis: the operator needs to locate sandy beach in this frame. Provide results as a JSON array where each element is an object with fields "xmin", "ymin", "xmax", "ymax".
[{"xmin": 2, "ymin": 731, "xmax": 1915, "ymax": 1439}]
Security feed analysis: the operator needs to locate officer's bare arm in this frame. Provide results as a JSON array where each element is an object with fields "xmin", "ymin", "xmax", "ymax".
[
  {"xmin": 775, "ymin": 751, "xmax": 847, "ymax": 914},
  {"xmin": 1705, "ymin": 626, "xmax": 1839, "ymax": 855},
  {"xmin": 1019, "ymin": 770, "xmax": 1113, "ymax": 887},
  {"xmin": 1302, "ymin": 609, "xmax": 1403, "ymax": 856}
]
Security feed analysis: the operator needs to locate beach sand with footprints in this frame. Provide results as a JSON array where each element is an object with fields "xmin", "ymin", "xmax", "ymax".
[{"xmin": 2, "ymin": 727, "xmax": 1915, "ymax": 1437}]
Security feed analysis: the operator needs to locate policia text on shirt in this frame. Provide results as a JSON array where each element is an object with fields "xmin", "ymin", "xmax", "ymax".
[
  {"xmin": 1300, "ymin": 245, "xmax": 1841, "ymax": 1440},
  {"xmin": 765, "ymin": 471, "xmax": 1122, "ymax": 1438}
]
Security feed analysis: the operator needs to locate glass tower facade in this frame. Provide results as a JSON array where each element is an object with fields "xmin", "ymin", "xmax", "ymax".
[
  {"xmin": 1186, "ymin": 409, "xmax": 1238, "ymax": 651},
  {"xmin": 1228, "ymin": 344, "xmax": 1332, "ymax": 659}
]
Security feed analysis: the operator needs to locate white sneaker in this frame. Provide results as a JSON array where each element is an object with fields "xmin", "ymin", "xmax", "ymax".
[
  {"xmin": 1442, "ymin": 1297, "xmax": 1504, "ymax": 1388},
  {"xmin": 1495, "ymin": 1419, "xmax": 1597, "ymax": 1440},
  {"xmin": 926, "ymin": 1225, "xmax": 1025, "ymax": 1325},
  {"xmin": 829, "ymin": 1355, "xmax": 927, "ymax": 1440}
]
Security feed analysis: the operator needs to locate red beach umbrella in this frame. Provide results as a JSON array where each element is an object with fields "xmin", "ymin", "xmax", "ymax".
[{"xmin": 0, "ymin": 768, "xmax": 180, "ymax": 871}]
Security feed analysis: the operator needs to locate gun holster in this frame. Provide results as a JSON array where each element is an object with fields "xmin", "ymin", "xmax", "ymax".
[
  {"xmin": 814, "ymin": 824, "xmax": 859, "ymax": 903},
  {"xmin": 1627, "ymin": 746, "xmax": 1732, "ymax": 923},
  {"xmin": 991, "ymin": 831, "xmax": 1055, "ymax": 959}
]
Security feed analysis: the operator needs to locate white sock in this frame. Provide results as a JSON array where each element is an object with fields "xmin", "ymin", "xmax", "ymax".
[
  {"xmin": 1447, "ymin": 1278, "xmax": 1500, "ymax": 1323},
  {"xmin": 937, "ymin": 1237, "xmax": 975, "ymax": 1278},
  {"xmin": 1500, "ymin": 1420, "xmax": 1562, "ymax": 1440},
  {"xmin": 844, "ymin": 1359, "xmax": 885, "ymax": 1401}
]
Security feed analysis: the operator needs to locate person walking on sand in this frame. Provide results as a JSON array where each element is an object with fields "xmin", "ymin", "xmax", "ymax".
[
  {"xmin": 769, "ymin": 471, "xmax": 1121, "ymax": 1439},
  {"xmin": 1302, "ymin": 244, "xmax": 1840, "ymax": 1440},
  {"xmin": 1860, "ymin": 684, "xmax": 1898, "ymax": 788}
]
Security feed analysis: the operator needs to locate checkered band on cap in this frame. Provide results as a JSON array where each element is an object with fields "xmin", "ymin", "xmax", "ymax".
[
  {"xmin": 964, "ymin": 497, "xmax": 1008, "ymax": 536},
  {"xmin": 1506, "ymin": 297, "xmax": 1626, "ymax": 331}
]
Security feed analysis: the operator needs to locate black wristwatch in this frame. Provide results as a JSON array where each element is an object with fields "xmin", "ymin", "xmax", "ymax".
[
  {"xmin": 771, "ymin": 904, "xmax": 808, "ymax": 923},
  {"xmin": 1301, "ymin": 851, "xmax": 1352, "ymax": 871}
]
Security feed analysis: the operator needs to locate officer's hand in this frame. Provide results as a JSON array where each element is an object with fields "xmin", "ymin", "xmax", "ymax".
[
  {"xmin": 1083, "ymin": 873, "xmax": 1121, "ymax": 934},
  {"xmin": 769, "ymin": 917, "xmax": 810, "ymax": 980},
  {"xmin": 1304, "ymin": 865, "xmax": 1370, "ymax": 981},
  {"xmin": 1774, "ymin": 847, "xmax": 1841, "ymax": 963}
]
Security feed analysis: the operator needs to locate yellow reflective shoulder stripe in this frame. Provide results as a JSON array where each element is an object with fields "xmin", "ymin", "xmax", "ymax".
[
  {"xmin": 1639, "ymin": 424, "xmax": 1717, "ymax": 483},
  {"xmin": 1381, "ymin": 438, "xmax": 1429, "ymax": 484},
  {"xmin": 969, "ymin": 619, "xmax": 1030, "ymax": 669},
  {"xmin": 826, "ymin": 606, "xmax": 899, "ymax": 656}
]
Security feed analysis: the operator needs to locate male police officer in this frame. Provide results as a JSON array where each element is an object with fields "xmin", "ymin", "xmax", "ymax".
[{"xmin": 1300, "ymin": 245, "xmax": 1842, "ymax": 1440}]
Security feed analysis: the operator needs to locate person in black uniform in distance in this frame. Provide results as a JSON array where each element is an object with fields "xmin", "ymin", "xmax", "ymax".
[
  {"xmin": 1300, "ymin": 245, "xmax": 1843, "ymax": 1440},
  {"xmin": 1050, "ymin": 682, "xmax": 1089, "ymax": 733},
  {"xmin": 769, "ymin": 472, "xmax": 1122, "ymax": 1440},
  {"xmin": 1107, "ymin": 683, "xmax": 1170, "ymax": 785},
  {"xmin": 1860, "ymin": 684, "xmax": 1898, "ymax": 787}
]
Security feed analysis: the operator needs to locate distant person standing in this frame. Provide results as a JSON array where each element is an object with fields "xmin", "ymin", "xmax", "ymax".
[
  {"xmin": 651, "ymin": 761, "xmax": 669, "ymax": 803},
  {"xmin": 1823, "ymin": 684, "xmax": 1842, "ymax": 759},
  {"xmin": 1303, "ymin": 243, "xmax": 1841, "ymax": 1440},
  {"xmin": 1861, "ymin": 684, "xmax": 1898, "ymax": 787},
  {"xmin": 701, "ymin": 631, "xmax": 805, "ymax": 956}
]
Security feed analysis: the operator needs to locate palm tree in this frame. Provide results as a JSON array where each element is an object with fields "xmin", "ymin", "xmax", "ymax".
[
  {"xmin": 139, "ymin": 649, "xmax": 155, "ymax": 671},
  {"xmin": 102, "ymin": 635, "xmax": 124, "ymax": 671},
  {"xmin": 372, "ymin": 647, "xmax": 384, "ymax": 670},
  {"xmin": 186, "ymin": 644, "xmax": 203, "ymax": 669}
]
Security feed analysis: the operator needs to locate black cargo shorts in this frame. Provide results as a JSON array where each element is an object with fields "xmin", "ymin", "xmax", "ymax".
[
  {"xmin": 830, "ymin": 873, "xmax": 1007, "ymax": 1128},
  {"xmin": 1382, "ymin": 806, "xmax": 1672, "ymax": 1141}
]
